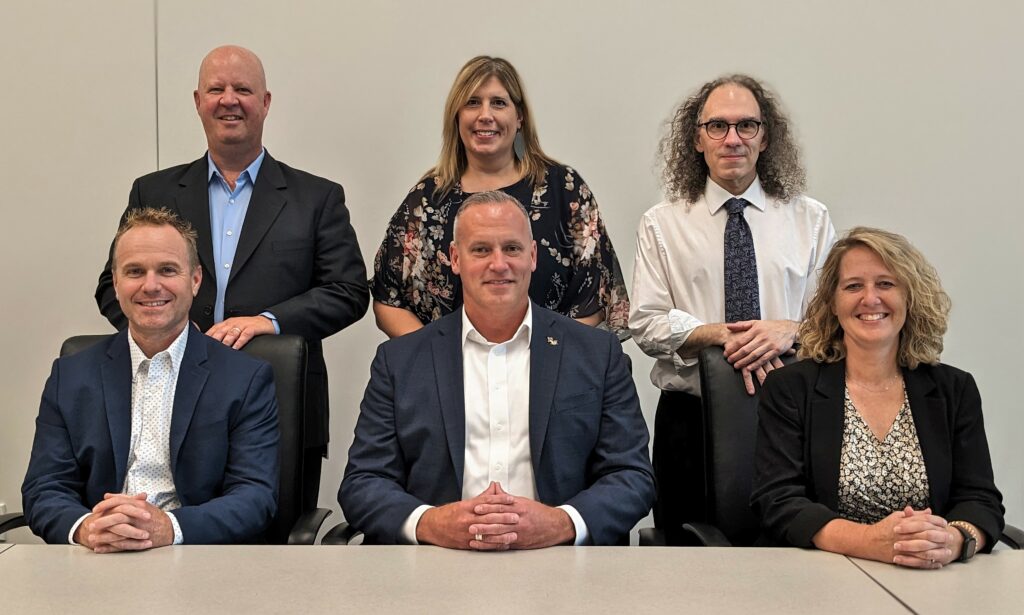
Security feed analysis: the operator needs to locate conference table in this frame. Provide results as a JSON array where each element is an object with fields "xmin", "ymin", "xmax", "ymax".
[{"xmin": 0, "ymin": 544, "xmax": 1018, "ymax": 614}]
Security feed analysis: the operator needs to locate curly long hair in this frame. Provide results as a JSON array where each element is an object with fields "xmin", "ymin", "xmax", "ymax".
[
  {"xmin": 427, "ymin": 56, "xmax": 556, "ymax": 197},
  {"xmin": 660, "ymin": 74, "xmax": 805, "ymax": 204},
  {"xmin": 799, "ymin": 227, "xmax": 951, "ymax": 369}
]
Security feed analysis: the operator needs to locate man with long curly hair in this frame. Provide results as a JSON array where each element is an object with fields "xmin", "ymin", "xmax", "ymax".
[{"xmin": 629, "ymin": 75, "xmax": 835, "ymax": 540}]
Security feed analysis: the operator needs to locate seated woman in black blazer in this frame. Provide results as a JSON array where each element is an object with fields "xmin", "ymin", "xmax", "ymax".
[{"xmin": 751, "ymin": 227, "xmax": 1003, "ymax": 568}]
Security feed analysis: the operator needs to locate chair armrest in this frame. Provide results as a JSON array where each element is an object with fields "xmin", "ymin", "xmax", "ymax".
[
  {"xmin": 682, "ymin": 522, "xmax": 732, "ymax": 547},
  {"xmin": 321, "ymin": 521, "xmax": 362, "ymax": 546},
  {"xmin": 0, "ymin": 512, "xmax": 27, "ymax": 535},
  {"xmin": 286, "ymin": 508, "xmax": 332, "ymax": 545},
  {"xmin": 999, "ymin": 523, "xmax": 1024, "ymax": 550},
  {"xmin": 638, "ymin": 527, "xmax": 668, "ymax": 546}
]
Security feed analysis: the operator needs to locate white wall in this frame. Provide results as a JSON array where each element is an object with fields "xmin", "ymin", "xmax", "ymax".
[{"xmin": 2, "ymin": 0, "xmax": 1021, "ymax": 539}]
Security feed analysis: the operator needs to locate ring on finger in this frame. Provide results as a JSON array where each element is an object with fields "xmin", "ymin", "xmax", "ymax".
[
  {"xmin": 474, "ymin": 533, "xmax": 483, "ymax": 542},
  {"xmin": 231, "ymin": 327, "xmax": 241, "ymax": 334}
]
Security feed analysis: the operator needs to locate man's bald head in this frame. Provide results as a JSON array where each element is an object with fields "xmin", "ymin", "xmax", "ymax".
[{"xmin": 194, "ymin": 45, "xmax": 271, "ymax": 164}]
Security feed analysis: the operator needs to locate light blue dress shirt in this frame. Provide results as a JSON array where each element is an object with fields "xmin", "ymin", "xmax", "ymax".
[{"xmin": 207, "ymin": 150, "xmax": 279, "ymax": 333}]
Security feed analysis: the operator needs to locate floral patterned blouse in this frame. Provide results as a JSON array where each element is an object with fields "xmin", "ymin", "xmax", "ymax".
[
  {"xmin": 372, "ymin": 164, "xmax": 630, "ymax": 336},
  {"xmin": 837, "ymin": 386, "xmax": 930, "ymax": 524}
]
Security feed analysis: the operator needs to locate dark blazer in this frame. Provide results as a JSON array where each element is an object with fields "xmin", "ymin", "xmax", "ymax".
[
  {"xmin": 22, "ymin": 327, "xmax": 280, "ymax": 544},
  {"xmin": 94, "ymin": 152, "xmax": 369, "ymax": 447},
  {"xmin": 751, "ymin": 359, "xmax": 1004, "ymax": 549},
  {"xmin": 339, "ymin": 305, "xmax": 655, "ymax": 545}
]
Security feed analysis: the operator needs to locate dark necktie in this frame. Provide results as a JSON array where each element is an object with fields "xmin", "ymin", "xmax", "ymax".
[{"xmin": 724, "ymin": 197, "xmax": 761, "ymax": 322}]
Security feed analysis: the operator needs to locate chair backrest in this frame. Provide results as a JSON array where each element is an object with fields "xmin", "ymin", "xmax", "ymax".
[
  {"xmin": 60, "ymin": 333, "xmax": 308, "ymax": 545},
  {"xmin": 698, "ymin": 346, "xmax": 796, "ymax": 546}
]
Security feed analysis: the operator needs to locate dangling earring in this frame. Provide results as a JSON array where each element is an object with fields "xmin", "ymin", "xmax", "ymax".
[{"xmin": 514, "ymin": 130, "xmax": 526, "ymax": 160}]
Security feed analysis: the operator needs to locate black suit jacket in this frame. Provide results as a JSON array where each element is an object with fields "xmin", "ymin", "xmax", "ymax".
[
  {"xmin": 339, "ymin": 305, "xmax": 655, "ymax": 545},
  {"xmin": 751, "ymin": 359, "xmax": 1004, "ymax": 549},
  {"xmin": 95, "ymin": 152, "xmax": 369, "ymax": 447}
]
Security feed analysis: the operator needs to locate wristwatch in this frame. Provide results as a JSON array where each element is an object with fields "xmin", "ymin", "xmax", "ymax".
[{"xmin": 949, "ymin": 521, "xmax": 978, "ymax": 562}]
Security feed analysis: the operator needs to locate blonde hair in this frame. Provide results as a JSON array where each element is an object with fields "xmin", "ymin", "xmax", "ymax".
[
  {"xmin": 799, "ymin": 227, "xmax": 950, "ymax": 369},
  {"xmin": 428, "ymin": 56, "xmax": 555, "ymax": 196},
  {"xmin": 113, "ymin": 207, "xmax": 200, "ymax": 271}
]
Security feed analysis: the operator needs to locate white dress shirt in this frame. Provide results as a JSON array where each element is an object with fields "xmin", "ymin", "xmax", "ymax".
[
  {"xmin": 629, "ymin": 177, "xmax": 835, "ymax": 394},
  {"xmin": 402, "ymin": 305, "xmax": 588, "ymax": 545},
  {"xmin": 68, "ymin": 325, "xmax": 188, "ymax": 545}
]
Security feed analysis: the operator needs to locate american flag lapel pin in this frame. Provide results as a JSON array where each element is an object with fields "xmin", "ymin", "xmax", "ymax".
[{"xmin": 547, "ymin": 336, "xmax": 558, "ymax": 346}]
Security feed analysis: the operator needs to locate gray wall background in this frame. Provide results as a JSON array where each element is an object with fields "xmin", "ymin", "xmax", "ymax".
[{"xmin": 2, "ymin": 0, "xmax": 1020, "ymax": 542}]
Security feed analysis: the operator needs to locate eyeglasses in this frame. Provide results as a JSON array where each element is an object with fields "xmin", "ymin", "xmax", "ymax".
[{"xmin": 699, "ymin": 119, "xmax": 763, "ymax": 140}]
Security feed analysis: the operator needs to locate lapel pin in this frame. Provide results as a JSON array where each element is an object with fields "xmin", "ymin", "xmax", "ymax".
[{"xmin": 547, "ymin": 337, "xmax": 558, "ymax": 346}]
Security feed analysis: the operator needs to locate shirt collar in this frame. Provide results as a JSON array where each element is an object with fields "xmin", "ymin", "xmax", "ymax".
[
  {"xmin": 206, "ymin": 148, "xmax": 266, "ymax": 186},
  {"xmin": 705, "ymin": 176, "xmax": 766, "ymax": 215},
  {"xmin": 128, "ymin": 324, "xmax": 190, "ymax": 374},
  {"xmin": 461, "ymin": 303, "xmax": 533, "ymax": 349}
]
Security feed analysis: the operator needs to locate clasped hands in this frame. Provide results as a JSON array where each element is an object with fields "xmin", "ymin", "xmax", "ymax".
[
  {"xmin": 74, "ymin": 492, "xmax": 174, "ymax": 554},
  {"xmin": 723, "ymin": 320, "xmax": 799, "ymax": 395},
  {"xmin": 877, "ymin": 506, "xmax": 962, "ymax": 569},
  {"xmin": 416, "ymin": 482, "xmax": 575, "ymax": 551}
]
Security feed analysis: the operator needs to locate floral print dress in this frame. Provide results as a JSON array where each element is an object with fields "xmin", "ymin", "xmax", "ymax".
[{"xmin": 372, "ymin": 164, "xmax": 630, "ymax": 337}]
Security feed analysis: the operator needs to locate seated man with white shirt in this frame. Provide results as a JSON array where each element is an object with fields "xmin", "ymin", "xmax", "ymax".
[
  {"xmin": 22, "ymin": 207, "xmax": 279, "ymax": 551},
  {"xmin": 339, "ymin": 191, "xmax": 654, "ymax": 548}
]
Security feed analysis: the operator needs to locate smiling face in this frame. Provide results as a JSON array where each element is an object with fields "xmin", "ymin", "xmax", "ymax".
[
  {"xmin": 194, "ymin": 46, "xmax": 271, "ymax": 161},
  {"xmin": 113, "ymin": 224, "xmax": 202, "ymax": 354},
  {"xmin": 450, "ymin": 200, "xmax": 536, "ymax": 321},
  {"xmin": 457, "ymin": 76, "xmax": 522, "ymax": 167},
  {"xmin": 696, "ymin": 84, "xmax": 767, "ymax": 195},
  {"xmin": 833, "ymin": 245, "xmax": 907, "ymax": 356}
]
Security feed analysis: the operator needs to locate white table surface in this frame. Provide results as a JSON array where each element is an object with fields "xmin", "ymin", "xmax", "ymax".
[
  {"xmin": 851, "ymin": 550, "xmax": 1024, "ymax": 614},
  {"xmin": 0, "ymin": 545, "xmax": 908, "ymax": 614},
  {"xmin": 0, "ymin": 543, "xmax": 11, "ymax": 555}
]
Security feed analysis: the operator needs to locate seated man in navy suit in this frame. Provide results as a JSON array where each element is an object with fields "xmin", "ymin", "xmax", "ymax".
[
  {"xmin": 22, "ymin": 208, "xmax": 279, "ymax": 551},
  {"xmin": 340, "ymin": 191, "xmax": 654, "ymax": 548}
]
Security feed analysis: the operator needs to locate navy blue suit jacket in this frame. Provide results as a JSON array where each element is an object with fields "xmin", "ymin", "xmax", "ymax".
[
  {"xmin": 339, "ymin": 306, "xmax": 654, "ymax": 545},
  {"xmin": 22, "ymin": 326, "xmax": 280, "ymax": 544}
]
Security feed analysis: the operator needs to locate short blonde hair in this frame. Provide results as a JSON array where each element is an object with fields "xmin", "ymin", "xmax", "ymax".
[
  {"xmin": 799, "ymin": 227, "xmax": 950, "ymax": 368},
  {"xmin": 428, "ymin": 56, "xmax": 555, "ymax": 196},
  {"xmin": 112, "ymin": 207, "xmax": 200, "ymax": 271}
]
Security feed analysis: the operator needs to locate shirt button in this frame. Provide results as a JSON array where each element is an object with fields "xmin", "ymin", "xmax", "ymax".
[
  {"xmin": 229, "ymin": 199, "xmax": 235, "ymax": 204},
  {"xmin": 494, "ymin": 464, "xmax": 503, "ymax": 471},
  {"xmin": 224, "ymin": 263, "xmax": 231, "ymax": 269},
  {"xmin": 497, "ymin": 423, "xmax": 505, "ymax": 431},
  {"xmin": 226, "ymin": 230, "xmax": 233, "ymax": 236}
]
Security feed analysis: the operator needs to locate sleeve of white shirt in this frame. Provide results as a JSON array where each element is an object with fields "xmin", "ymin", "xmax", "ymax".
[
  {"xmin": 628, "ymin": 214, "xmax": 704, "ymax": 368},
  {"xmin": 68, "ymin": 512, "xmax": 90, "ymax": 545},
  {"xmin": 559, "ymin": 505, "xmax": 590, "ymax": 546},
  {"xmin": 800, "ymin": 203, "xmax": 837, "ymax": 315},
  {"xmin": 400, "ymin": 505, "xmax": 433, "ymax": 545},
  {"xmin": 166, "ymin": 511, "xmax": 184, "ymax": 545}
]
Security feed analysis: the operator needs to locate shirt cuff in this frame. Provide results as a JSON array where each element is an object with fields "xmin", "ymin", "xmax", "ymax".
[
  {"xmin": 558, "ymin": 505, "xmax": 589, "ymax": 546},
  {"xmin": 166, "ymin": 511, "xmax": 184, "ymax": 545},
  {"xmin": 68, "ymin": 512, "xmax": 91, "ymax": 545},
  {"xmin": 668, "ymin": 308, "xmax": 703, "ymax": 368},
  {"xmin": 259, "ymin": 311, "xmax": 281, "ymax": 335},
  {"xmin": 401, "ymin": 505, "xmax": 432, "ymax": 545}
]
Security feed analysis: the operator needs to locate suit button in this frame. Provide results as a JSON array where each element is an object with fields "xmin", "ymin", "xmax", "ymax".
[{"xmin": 202, "ymin": 305, "xmax": 213, "ymax": 316}]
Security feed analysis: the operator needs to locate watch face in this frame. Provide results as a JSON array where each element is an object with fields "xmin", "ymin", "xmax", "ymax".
[{"xmin": 964, "ymin": 537, "xmax": 978, "ymax": 559}]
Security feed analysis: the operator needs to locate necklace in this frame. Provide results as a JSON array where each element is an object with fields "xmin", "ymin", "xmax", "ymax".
[{"xmin": 846, "ymin": 372, "xmax": 903, "ymax": 393}]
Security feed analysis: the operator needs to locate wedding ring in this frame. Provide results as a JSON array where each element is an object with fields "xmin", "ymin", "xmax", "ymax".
[
  {"xmin": 231, "ymin": 327, "xmax": 241, "ymax": 334},
  {"xmin": 474, "ymin": 533, "xmax": 483, "ymax": 542}
]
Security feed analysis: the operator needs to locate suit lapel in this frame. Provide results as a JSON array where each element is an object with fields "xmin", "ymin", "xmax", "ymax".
[
  {"xmin": 231, "ymin": 152, "xmax": 286, "ymax": 282},
  {"xmin": 810, "ymin": 360, "xmax": 846, "ymax": 509},
  {"xmin": 903, "ymin": 367, "xmax": 948, "ymax": 507},
  {"xmin": 528, "ymin": 306, "xmax": 563, "ymax": 480},
  {"xmin": 432, "ymin": 314, "xmax": 466, "ymax": 491},
  {"xmin": 101, "ymin": 331, "xmax": 133, "ymax": 488},
  {"xmin": 174, "ymin": 156, "xmax": 217, "ymax": 282},
  {"xmin": 169, "ymin": 327, "xmax": 210, "ymax": 473}
]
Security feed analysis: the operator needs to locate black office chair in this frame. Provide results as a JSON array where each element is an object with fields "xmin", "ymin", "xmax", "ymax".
[{"xmin": 1, "ymin": 333, "xmax": 330, "ymax": 545}]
